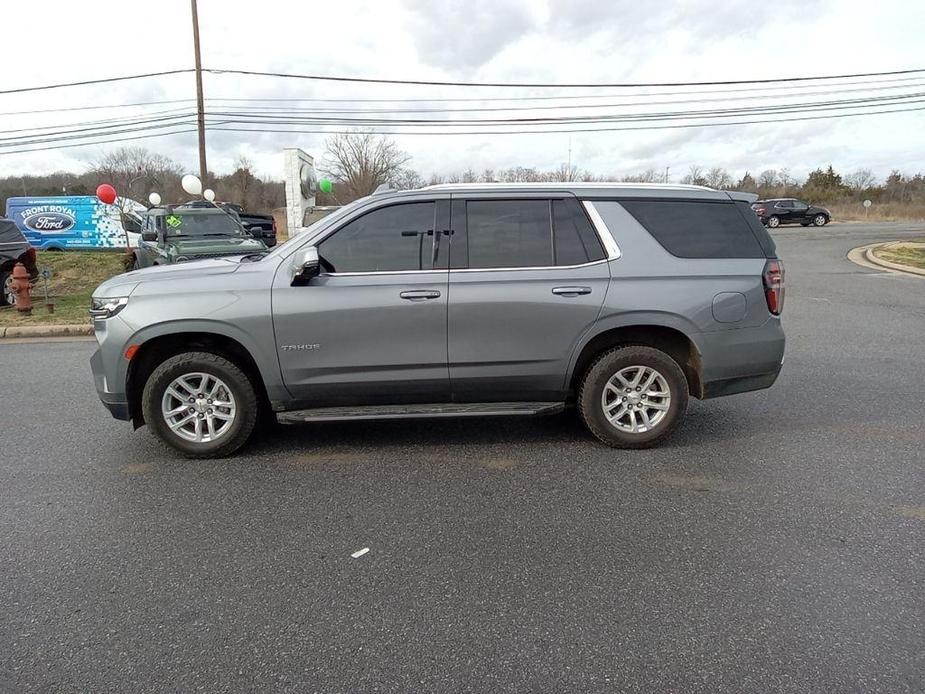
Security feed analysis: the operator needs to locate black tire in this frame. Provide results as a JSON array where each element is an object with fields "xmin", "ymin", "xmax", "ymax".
[
  {"xmin": 766, "ymin": 215, "xmax": 781, "ymax": 228},
  {"xmin": 141, "ymin": 351, "xmax": 259, "ymax": 458},
  {"xmin": 578, "ymin": 345, "xmax": 689, "ymax": 449},
  {"xmin": 0, "ymin": 270, "xmax": 13, "ymax": 307}
]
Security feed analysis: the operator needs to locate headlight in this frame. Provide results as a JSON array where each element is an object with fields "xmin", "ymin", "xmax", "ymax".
[{"xmin": 89, "ymin": 296, "xmax": 129, "ymax": 319}]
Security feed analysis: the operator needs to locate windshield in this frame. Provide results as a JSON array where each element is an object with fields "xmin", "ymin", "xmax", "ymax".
[
  {"xmin": 164, "ymin": 210, "xmax": 244, "ymax": 237},
  {"xmin": 262, "ymin": 198, "xmax": 369, "ymax": 261}
]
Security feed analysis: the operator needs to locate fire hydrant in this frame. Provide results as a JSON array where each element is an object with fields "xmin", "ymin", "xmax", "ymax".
[{"xmin": 10, "ymin": 262, "xmax": 33, "ymax": 315}]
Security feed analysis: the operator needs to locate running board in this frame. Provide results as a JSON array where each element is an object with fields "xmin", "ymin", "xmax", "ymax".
[{"xmin": 277, "ymin": 402, "xmax": 564, "ymax": 423}]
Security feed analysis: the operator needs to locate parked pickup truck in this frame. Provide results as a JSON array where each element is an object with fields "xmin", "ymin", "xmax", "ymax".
[
  {"xmin": 220, "ymin": 203, "xmax": 277, "ymax": 247},
  {"xmin": 90, "ymin": 182, "xmax": 785, "ymax": 458}
]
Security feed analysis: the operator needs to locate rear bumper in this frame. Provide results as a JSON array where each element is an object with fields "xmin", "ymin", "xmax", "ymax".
[
  {"xmin": 703, "ymin": 364, "xmax": 781, "ymax": 399},
  {"xmin": 698, "ymin": 318, "xmax": 785, "ymax": 399}
]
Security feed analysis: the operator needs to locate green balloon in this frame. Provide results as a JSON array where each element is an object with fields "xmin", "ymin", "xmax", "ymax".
[{"xmin": 319, "ymin": 178, "xmax": 333, "ymax": 194}]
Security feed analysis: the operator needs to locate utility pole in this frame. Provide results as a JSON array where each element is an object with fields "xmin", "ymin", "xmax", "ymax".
[
  {"xmin": 190, "ymin": 0, "xmax": 208, "ymax": 184},
  {"xmin": 664, "ymin": 166, "xmax": 670, "ymax": 184}
]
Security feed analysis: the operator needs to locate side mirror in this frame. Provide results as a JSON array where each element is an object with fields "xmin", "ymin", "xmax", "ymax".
[
  {"xmin": 141, "ymin": 231, "xmax": 157, "ymax": 242},
  {"xmin": 290, "ymin": 247, "xmax": 320, "ymax": 286}
]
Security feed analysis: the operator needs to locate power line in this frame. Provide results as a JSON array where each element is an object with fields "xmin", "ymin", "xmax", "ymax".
[
  {"xmin": 209, "ymin": 104, "xmax": 925, "ymax": 136},
  {"xmin": 0, "ymin": 69, "xmax": 194, "ymax": 95},
  {"xmin": 204, "ymin": 82, "xmax": 925, "ymax": 115},
  {"xmin": 4, "ymin": 102, "xmax": 922, "ymax": 155},
  {"xmin": 205, "ymin": 66, "xmax": 925, "ymax": 89}
]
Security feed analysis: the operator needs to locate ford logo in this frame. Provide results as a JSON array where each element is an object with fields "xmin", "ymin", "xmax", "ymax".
[{"xmin": 24, "ymin": 212, "xmax": 75, "ymax": 232}]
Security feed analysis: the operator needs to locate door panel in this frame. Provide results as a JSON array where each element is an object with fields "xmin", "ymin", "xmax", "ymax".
[
  {"xmin": 272, "ymin": 198, "xmax": 451, "ymax": 407},
  {"xmin": 448, "ymin": 263, "xmax": 609, "ymax": 400},
  {"xmin": 273, "ymin": 271, "xmax": 449, "ymax": 405},
  {"xmin": 446, "ymin": 195, "xmax": 609, "ymax": 401}
]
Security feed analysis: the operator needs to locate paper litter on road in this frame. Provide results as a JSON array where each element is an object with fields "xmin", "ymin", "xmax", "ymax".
[{"xmin": 351, "ymin": 547, "xmax": 370, "ymax": 558}]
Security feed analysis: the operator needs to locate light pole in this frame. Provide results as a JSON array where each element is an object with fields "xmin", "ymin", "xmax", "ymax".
[{"xmin": 190, "ymin": 0, "xmax": 208, "ymax": 185}]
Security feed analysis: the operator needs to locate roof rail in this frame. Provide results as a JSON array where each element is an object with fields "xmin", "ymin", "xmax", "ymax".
[{"xmin": 373, "ymin": 183, "xmax": 393, "ymax": 195}]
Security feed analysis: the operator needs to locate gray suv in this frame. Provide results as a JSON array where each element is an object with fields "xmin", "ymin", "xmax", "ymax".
[{"xmin": 90, "ymin": 183, "xmax": 785, "ymax": 458}]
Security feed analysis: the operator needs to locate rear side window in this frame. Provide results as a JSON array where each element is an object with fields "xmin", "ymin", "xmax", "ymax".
[
  {"xmin": 457, "ymin": 198, "xmax": 605, "ymax": 269},
  {"xmin": 465, "ymin": 200, "xmax": 551, "ymax": 268},
  {"xmin": 553, "ymin": 199, "xmax": 606, "ymax": 265},
  {"xmin": 620, "ymin": 200, "xmax": 765, "ymax": 259},
  {"xmin": 319, "ymin": 202, "xmax": 435, "ymax": 272},
  {"xmin": 735, "ymin": 200, "xmax": 776, "ymax": 257}
]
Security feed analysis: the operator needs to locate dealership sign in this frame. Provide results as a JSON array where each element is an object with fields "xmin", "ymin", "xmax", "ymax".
[{"xmin": 20, "ymin": 205, "xmax": 76, "ymax": 232}]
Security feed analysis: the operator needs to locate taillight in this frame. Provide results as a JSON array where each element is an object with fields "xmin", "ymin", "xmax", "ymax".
[
  {"xmin": 756, "ymin": 207, "xmax": 766, "ymax": 215},
  {"xmin": 763, "ymin": 259, "xmax": 784, "ymax": 315},
  {"xmin": 272, "ymin": 218, "xmax": 277, "ymax": 233}
]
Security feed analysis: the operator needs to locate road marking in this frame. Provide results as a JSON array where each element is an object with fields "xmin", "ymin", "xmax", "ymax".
[{"xmin": 351, "ymin": 547, "xmax": 370, "ymax": 559}]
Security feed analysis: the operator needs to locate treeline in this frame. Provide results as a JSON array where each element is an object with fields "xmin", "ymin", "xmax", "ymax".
[
  {"xmin": 426, "ymin": 164, "xmax": 925, "ymax": 207},
  {"xmin": 3, "ymin": 143, "xmax": 924, "ymax": 219}
]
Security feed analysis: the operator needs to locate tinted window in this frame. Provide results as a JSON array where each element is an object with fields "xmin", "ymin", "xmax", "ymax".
[
  {"xmin": 466, "ymin": 200, "xmax": 552, "ymax": 268},
  {"xmin": 319, "ymin": 202, "xmax": 435, "ymax": 273},
  {"xmin": 792, "ymin": 200, "xmax": 808, "ymax": 210},
  {"xmin": 620, "ymin": 200, "xmax": 765, "ymax": 258},
  {"xmin": 735, "ymin": 201, "xmax": 776, "ymax": 257},
  {"xmin": 776, "ymin": 200, "xmax": 793, "ymax": 209},
  {"xmin": 553, "ymin": 199, "xmax": 606, "ymax": 265}
]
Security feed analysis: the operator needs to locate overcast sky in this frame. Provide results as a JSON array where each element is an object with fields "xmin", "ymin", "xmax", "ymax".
[{"xmin": 1, "ymin": 0, "xmax": 923, "ymax": 183}]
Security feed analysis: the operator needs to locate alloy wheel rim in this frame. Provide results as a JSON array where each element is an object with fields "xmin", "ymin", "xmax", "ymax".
[
  {"xmin": 601, "ymin": 365, "xmax": 671, "ymax": 434},
  {"xmin": 769, "ymin": 217, "xmax": 779, "ymax": 227},
  {"xmin": 815, "ymin": 215, "xmax": 826, "ymax": 226},
  {"xmin": 161, "ymin": 372, "xmax": 236, "ymax": 443}
]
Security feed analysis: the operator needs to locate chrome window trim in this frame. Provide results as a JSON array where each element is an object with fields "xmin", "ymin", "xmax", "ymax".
[
  {"xmin": 582, "ymin": 200, "xmax": 622, "ymax": 260},
  {"xmin": 449, "ymin": 258, "xmax": 609, "ymax": 274},
  {"xmin": 321, "ymin": 269, "xmax": 447, "ymax": 277}
]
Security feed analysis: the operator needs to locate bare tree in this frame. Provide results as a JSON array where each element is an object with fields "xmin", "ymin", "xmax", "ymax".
[
  {"xmin": 89, "ymin": 147, "xmax": 181, "ymax": 204},
  {"xmin": 845, "ymin": 168, "xmax": 877, "ymax": 191},
  {"xmin": 705, "ymin": 167, "xmax": 733, "ymax": 189},
  {"xmin": 390, "ymin": 168, "xmax": 425, "ymax": 190},
  {"xmin": 680, "ymin": 165, "xmax": 707, "ymax": 186},
  {"xmin": 321, "ymin": 132, "xmax": 411, "ymax": 199}
]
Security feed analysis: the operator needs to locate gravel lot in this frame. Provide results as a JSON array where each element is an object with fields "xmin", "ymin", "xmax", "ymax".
[{"xmin": 1, "ymin": 222, "xmax": 924, "ymax": 693}]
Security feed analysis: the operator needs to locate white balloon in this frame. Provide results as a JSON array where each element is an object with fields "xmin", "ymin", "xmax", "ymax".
[
  {"xmin": 148, "ymin": 192, "xmax": 162, "ymax": 206},
  {"xmin": 181, "ymin": 174, "xmax": 203, "ymax": 196},
  {"xmin": 203, "ymin": 188, "xmax": 216, "ymax": 202}
]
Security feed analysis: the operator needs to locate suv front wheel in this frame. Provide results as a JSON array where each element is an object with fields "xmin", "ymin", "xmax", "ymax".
[
  {"xmin": 141, "ymin": 351, "xmax": 258, "ymax": 458},
  {"xmin": 578, "ymin": 346, "xmax": 689, "ymax": 448}
]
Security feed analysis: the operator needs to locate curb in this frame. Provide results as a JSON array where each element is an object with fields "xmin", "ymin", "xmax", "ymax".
[
  {"xmin": 864, "ymin": 243, "xmax": 925, "ymax": 277},
  {"xmin": 0, "ymin": 324, "xmax": 94, "ymax": 339}
]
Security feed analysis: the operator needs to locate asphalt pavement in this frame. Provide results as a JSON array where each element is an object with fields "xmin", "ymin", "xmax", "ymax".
[{"xmin": 1, "ymin": 222, "xmax": 924, "ymax": 693}]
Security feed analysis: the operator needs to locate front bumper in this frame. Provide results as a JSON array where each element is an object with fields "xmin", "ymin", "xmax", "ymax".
[{"xmin": 90, "ymin": 319, "xmax": 133, "ymax": 421}]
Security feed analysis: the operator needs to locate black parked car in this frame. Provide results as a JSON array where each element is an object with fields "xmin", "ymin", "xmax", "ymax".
[
  {"xmin": 1, "ymin": 217, "xmax": 38, "ymax": 306},
  {"xmin": 219, "ymin": 203, "xmax": 277, "ymax": 247},
  {"xmin": 751, "ymin": 199, "xmax": 831, "ymax": 228}
]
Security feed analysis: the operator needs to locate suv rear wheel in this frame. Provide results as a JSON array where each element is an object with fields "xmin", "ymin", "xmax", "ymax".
[
  {"xmin": 578, "ymin": 346, "xmax": 689, "ymax": 448},
  {"xmin": 141, "ymin": 351, "xmax": 258, "ymax": 458},
  {"xmin": 766, "ymin": 215, "xmax": 781, "ymax": 228}
]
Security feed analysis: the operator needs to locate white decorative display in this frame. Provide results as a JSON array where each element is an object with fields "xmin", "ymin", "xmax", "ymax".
[{"xmin": 284, "ymin": 148, "xmax": 317, "ymax": 236}]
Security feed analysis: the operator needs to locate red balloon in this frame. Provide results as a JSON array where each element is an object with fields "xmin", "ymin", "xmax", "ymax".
[{"xmin": 96, "ymin": 183, "xmax": 117, "ymax": 205}]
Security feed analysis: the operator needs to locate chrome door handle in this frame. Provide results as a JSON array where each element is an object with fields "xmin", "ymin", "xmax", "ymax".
[
  {"xmin": 400, "ymin": 289, "xmax": 441, "ymax": 300},
  {"xmin": 552, "ymin": 286, "xmax": 592, "ymax": 296}
]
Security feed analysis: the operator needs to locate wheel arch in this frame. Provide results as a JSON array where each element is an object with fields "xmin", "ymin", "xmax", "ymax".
[
  {"xmin": 125, "ymin": 328, "xmax": 274, "ymax": 428},
  {"xmin": 567, "ymin": 320, "xmax": 704, "ymax": 399}
]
